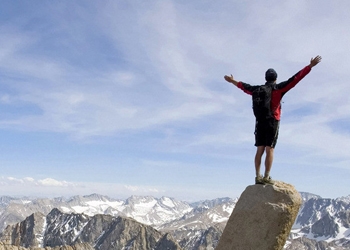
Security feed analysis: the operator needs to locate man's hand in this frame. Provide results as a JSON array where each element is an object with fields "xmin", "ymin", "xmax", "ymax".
[
  {"xmin": 309, "ymin": 55, "xmax": 322, "ymax": 68},
  {"xmin": 224, "ymin": 74, "xmax": 239, "ymax": 86},
  {"xmin": 224, "ymin": 74, "xmax": 234, "ymax": 82}
]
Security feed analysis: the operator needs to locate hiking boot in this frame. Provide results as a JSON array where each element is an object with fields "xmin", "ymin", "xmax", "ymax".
[
  {"xmin": 263, "ymin": 176, "xmax": 274, "ymax": 185},
  {"xmin": 255, "ymin": 175, "xmax": 264, "ymax": 185}
]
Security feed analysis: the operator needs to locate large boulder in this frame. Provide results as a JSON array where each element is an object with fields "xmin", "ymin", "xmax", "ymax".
[{"xmin": 215, "ymin": 181, "xmax": 302, "ymax": 250}]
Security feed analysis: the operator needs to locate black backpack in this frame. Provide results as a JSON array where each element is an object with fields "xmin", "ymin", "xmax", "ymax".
[{"xmin": 252, "ymin": 85, "xmax": 273, "ymax": 120}]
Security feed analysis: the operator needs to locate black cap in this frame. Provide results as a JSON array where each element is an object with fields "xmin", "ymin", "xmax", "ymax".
[{"xmin": 265, "ymin": 68, "xmax": 277, "ymax": 81}]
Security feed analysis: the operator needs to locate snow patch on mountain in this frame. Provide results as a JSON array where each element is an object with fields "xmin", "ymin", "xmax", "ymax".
[{"xmin": 337, "ymin": 195, "xmax": 350, "ymax": 203}]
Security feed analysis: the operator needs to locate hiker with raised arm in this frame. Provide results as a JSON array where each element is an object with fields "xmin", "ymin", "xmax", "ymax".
[{"xmin": 224, "ymin": 55, "xmax": 322, "ymax": 185}]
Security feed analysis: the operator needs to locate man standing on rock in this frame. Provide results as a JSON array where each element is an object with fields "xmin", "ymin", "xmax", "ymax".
[{"xmin": 224, "ymin": 56, "xmax": 322, "ymax": 185}]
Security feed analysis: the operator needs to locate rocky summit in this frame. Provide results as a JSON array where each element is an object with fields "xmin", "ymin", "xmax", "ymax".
[{"xmin": 215, "ymin": 181, "xmax": 302, "ymax": 250}]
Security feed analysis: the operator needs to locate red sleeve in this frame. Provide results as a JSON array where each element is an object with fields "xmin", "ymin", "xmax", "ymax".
[
  {"xmin": 237, "ymin": 81, "xmax": 254, "ymax": 95},
  {"xmin": 276, "ymin": 66, "xmax": 311, "ymax": 93}
]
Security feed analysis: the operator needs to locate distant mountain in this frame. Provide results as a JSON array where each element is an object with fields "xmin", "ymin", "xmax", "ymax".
[
  {"xmin": 0, "ymin": 194, "xmax": 192, "ymax": 233},
  {"xmin": 287, "ymin": 194, "xmax": 350, "ymax": 249},
  {"xmin": 0, "ymin": 192, "xmax": 349, "ymax": 249},
  {"xmin": 123, "ymin": 195, "xmax": 193, "ymax": 226},
  {"xmin": 166, "ymin": 198, "xmax": 237, "ymax": 250},
  {"xmin": 299, "ymin": 192, "xmax": 322, "ymax": 202},
  {"xmin": 0, "ymin": 208, "xmax": 181, "ymax": 250},
  {"xmin": 159, "ymin": 197, "xmax": 236, "ymax": 231},
  {"xmin": 0, "ymin": 194, "xmax": 237, "ymax": 249},
  {"xmin": 337, "ymin": 195, "xmax": 350, "ymax": 203}
]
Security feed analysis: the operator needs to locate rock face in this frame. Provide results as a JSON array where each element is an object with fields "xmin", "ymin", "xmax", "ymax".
[
  {"xmin": 215, "ymin": 181, "xmax": 302, "ymax": 250},
  {"xmin": 154, "ymin": 233, "xmax": 183, "ymax": 250},
  {"xmin": 8, "ymin": 212, "xmax": 46, "ymax": 248}
]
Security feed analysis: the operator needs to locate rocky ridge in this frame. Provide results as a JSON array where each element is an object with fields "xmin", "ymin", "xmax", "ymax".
[
  {"xmin": 0, "ymin": 193, "xmax": 349, "ymax": 249},
  {"xmin": 0, "ymin": 208, "xmax": 182, "ymax": 250}
]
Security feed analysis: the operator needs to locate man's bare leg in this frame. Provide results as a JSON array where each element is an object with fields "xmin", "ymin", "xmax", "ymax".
[
  {"xmin": 255, "ymin": 146, "xmax": 265, "ymax": 177},
  {"xmin": 264, "ymin": 146, "xmax": 274, "ymax": 178}
]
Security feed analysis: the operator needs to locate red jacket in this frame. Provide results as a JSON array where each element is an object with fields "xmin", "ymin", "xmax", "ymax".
[{"xmin": 237, "ymin": 65, "xmax": 312, "ymax": 120}]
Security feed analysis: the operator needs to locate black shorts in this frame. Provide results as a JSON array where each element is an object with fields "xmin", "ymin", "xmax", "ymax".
[{"xmin": 254, "ymin": 118, "xmax": 280, "ymax": 148}]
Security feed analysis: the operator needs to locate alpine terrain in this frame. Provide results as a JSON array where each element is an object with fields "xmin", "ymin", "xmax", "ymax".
[{"xmin": 0, "ymin": 193, "xmax": 349, "ymax": 249}]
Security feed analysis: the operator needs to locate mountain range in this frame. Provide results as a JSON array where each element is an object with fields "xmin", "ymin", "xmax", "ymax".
[{"xmin": 0, "ymin": 192, "xmax": 349, "ymax": 249}]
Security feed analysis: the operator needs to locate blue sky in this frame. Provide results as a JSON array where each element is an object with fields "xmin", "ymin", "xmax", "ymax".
[{"xmin": 0, "ymin": 1, "xmax": 349, "ymax": 201}]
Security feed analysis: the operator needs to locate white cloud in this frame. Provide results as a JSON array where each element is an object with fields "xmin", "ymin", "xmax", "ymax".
[
  {"xmin": 37, "ymin": 178, "xmax": 71, "ymax": 187},
  {"xmin": 124, "ymin": 185, "xmax": 160, "ymax": 194},
  {"xmin": 0, "ymin": 176, "xmax": 164, "ymax": 199},
  {"xmin": 0, "ymin": 1, "xmax": 350, "ymax": 200},
  {"xmin": 1, "ymin": 176, "xmax": 75, "ymax": 187}
]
